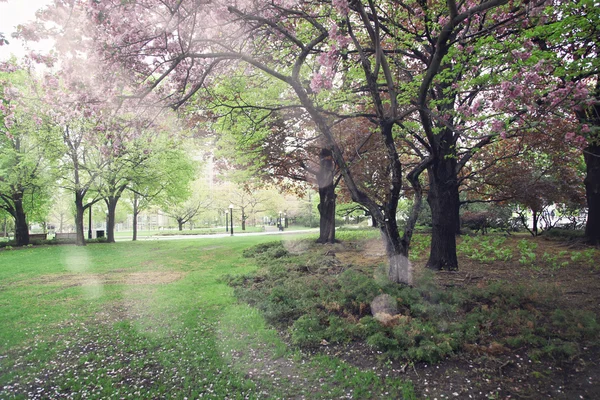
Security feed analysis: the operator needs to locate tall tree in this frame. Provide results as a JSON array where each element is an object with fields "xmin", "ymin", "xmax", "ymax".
[
  {"xmin": 127, "ymin": 146, "xmax": 196, "ymax": 240},
  {"xmin": 208, "ymin": 74, "xmax": 339, "ymax": 242},
  {"xmin": 0, "ymin": 67, "xmax": 54, "ymax": 246}
]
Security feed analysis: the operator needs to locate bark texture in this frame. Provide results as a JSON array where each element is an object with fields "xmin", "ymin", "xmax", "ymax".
[
  {"xmin": 13, "ymin": 193, "xmax": 29, "ymax": 247},
  {"xmin": 426, "ymin": 155, "xmax": 459, "ymax": 271},
  {"xmin": 584, "ymin": 144, "xmax": 600, "ymax": 245},
  {"xmin": 316, "ymin": 148, "xmax": 336, "ymax": 244},
  {"xmin": 106, "ymin": 197, "xmax": 118, "ymax": 243},
  {"xmin": 74, "ymin": 192, "xmax": 86, "ymax": 246}
]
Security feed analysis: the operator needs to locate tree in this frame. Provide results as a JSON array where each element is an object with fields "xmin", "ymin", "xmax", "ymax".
[
  {"xmin": 127, "ymin": 146, "xmax": 196, "ymax": 240},
  {"xmin": 0, "ymin": 67, "xmax": 54, "ymax": 246},
  {"xmin": 95, "ymin": 109, "xmax": 192, "ymax": 243},
  {"xmin": 208, "ymin": 75, "xmax": 339, "ymax": 242},
  {"xmin": 489, "ymin": 0, "xmax": 600, "ymax": 243},
  {"xmin": 163, "ymin": 178, "xmax": 211, "ymax": 231}
]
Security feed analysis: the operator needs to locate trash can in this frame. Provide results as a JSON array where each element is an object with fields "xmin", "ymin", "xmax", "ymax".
[{"xmin": 96, "ymin": 230, "xmax": 105, "ymax": 238}]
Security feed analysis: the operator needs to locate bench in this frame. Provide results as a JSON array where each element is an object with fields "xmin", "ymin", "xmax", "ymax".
[
  {"xmin": 29, "ymin": 233, "xmax": 48, "ymax": 241},
  {"xmin": 54, "ymin": 232, "xmax": 78, "ymax": 242}
]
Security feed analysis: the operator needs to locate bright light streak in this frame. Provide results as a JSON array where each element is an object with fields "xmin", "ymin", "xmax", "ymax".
[{"xmin": 0, "ymin": 0, "xmax": 54, "ymax": 61}]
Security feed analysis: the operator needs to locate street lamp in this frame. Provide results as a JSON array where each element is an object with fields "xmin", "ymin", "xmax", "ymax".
[
  {"xmin": 229, "ymin": 204, "xmax": 234, "ymax": 236},
  {"xmin": 225, "ymin": 209, "xmax": 229, "ymax": 233},
  {"xmin": 279, "ymin": 211, "xmax": 283, "ymax": 231},
  {"xmin": 88, "ymin": 206, "xmax": 93, "ymax": 239}
]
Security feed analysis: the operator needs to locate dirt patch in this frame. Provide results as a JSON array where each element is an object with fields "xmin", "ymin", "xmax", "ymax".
[{"xmin": 34, "ymin": 270, "xmax": 186, "ymax": 287}]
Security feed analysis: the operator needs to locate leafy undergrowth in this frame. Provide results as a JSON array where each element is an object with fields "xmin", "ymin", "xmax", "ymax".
[{"xmin": 226, "ymin": 236, "xmax": 600, "ymax": 387}]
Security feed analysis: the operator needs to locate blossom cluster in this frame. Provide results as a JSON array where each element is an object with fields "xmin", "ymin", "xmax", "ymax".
[{"xmin": 310, "ymin": 23, "xmax": 351, "ymax": 93}]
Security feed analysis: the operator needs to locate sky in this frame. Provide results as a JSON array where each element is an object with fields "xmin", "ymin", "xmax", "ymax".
[{"xmin": 0, "ymin": 0, "xmax": 54, "ymax": 61}]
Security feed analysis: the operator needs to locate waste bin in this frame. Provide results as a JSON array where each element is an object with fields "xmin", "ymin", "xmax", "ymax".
[{"xmin": 96, "ymin": 230, "xmax": 105, "ymax": 238}]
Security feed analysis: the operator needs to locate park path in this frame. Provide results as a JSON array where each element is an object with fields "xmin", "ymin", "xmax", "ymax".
[{"xmin": 117, "ymin": 228, "xmax": 319, "ymax": 241}]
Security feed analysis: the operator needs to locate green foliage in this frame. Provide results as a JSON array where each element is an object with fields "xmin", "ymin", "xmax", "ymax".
[
  {"xmin": 457, "ymin": 235, "xmax": 513, "ymax": 263},
  {"xmin": 291, "ymin": 313, "xmax": 327, "ymax": 347},
  {"xmin": 570, "ymin": 249, "xmax": 598, "ymax": 268},
  {"xmin": 242, "ymin": 241, "xmax": 289, "ymax": 259},
  {"xmin": 231, "ymin": 238, "xmax": 600, "ymax": 365},
  {"xmin": 517, "ymin": 239, "xmax": 538, "ymax": 267}
]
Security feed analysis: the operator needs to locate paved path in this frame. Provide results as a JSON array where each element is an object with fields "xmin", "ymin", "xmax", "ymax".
[{"xmin": 116, "ymin": 228, "xmax": 319, "ymax": 241}]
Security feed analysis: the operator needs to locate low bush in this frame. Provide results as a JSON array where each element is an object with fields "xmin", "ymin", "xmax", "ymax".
[{"xmin": 230, "ymin": 239, "xmax": 600, "ymax": 364}]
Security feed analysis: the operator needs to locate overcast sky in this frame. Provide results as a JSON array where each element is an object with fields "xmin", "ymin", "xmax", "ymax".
[{"xmin": 0, "ymin": 0, "xmax": 54, "ymax": 61}]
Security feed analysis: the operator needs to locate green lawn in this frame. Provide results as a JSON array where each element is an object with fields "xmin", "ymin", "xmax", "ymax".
[{"xmin": 0, "ymin": 236, "xmax": 414, "ymax": 399}]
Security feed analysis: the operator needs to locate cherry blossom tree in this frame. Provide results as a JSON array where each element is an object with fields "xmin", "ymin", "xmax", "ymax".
[{"xmin": 77, "ymin": 0, "xmax": 540, "ymax": 282}]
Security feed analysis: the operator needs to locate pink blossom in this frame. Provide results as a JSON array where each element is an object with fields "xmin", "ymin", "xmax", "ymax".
[
  {"xmin": 575, "ymin": 135, "xmax": 588, "ymax": 145},
  {"xmin": 310, "ymin": 72, "xmax": 325, "ymax": 93},
  {"xmin": 491, "ymin": 119, "xmax": 504, "ymax": 133},
  {"xmin": 565, "ymin": 131, "xmax": 575, "ymax": 141},
  {"xmin": 332, "ymin": 0, "xmax": 350, "ymax": 16},
  {"xmin": 581, "ymin": 124, "xmax": 591, "ymax": 133}
]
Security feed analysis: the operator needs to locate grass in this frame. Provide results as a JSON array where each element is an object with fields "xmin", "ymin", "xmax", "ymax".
[{"xmin": 0, "ymin": 234, "xmax": 414, "ymax": 399}]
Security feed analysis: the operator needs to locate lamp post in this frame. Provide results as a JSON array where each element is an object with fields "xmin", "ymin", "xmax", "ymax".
[
  {"xmin": 225, "ymin": 210, "xmax": 229, "ymax": 233},
  {"xmin": 279, "ymin": 211, "xmax": 283, "ymax": 231},
  {"xmin": 88, "ymin": 206, "xmax": 93, "ymax": 239},
  {"xmin": 229, "ymin": 204, "xmax": 234, "ymax": 236}
]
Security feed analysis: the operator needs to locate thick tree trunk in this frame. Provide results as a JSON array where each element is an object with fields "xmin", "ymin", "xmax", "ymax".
[
  {"xmin": 106, "ymin": 197, "xmax": 118, "ymax": 243},
  {"xmin": 317, "ymin": 183, "xmax": 336, "ymax": 243},
  {"xmin": 178, "ymin": 220, "xmax": 184, "ymax": 231},
  {"xmin": 584, "ymin": 144, "xmax": 600, "ymax": 245},
  {"xmin": 426, "ymin": 158, "xmax": 459, "ymax": 271},
  {"xmin": 13, "ymin": 193, "xmax": 29, "ymax": 246},
  {"xmin": 316, "ymin": 148, "xmax": 336, "ymax": 244},
  {"xmin": 132, "ymin": 194, "xmax": 139, "ymax": 241},
  {"xmin": 74, "ymin": 192, "xmax": 86, "ymax": 246}
]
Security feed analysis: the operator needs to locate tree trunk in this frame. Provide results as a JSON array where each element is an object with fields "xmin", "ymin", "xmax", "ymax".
[
  {"xmin": 426, "ymin": 158, "xmax": 459, "ymax": 271},
  {"xmin": 371, "ymin": 215, "xmax": 378, "ymax": 228},
  {"xmin": 584, "ymin": 144, "xmax": 600, "ymax": 245},
  {"xmin": 74, "ymin": 192, "xmax": 86, "ymax": 246},
  {"xmin": 178, "ymin": 220, "xmax": 184, "ymax": 231},
  {"xmin": 13, "ymin": 192, "xmax": 29, "ymax": 246},
  {"xmin": 106, "ymin": 197, "xmax": 118, "ymax": 243},
  {"xmin": 380, "ymin": 218, "xmax": 412, "ymax": 284},
  {"xmin": 532, "ymin": 210, "xmax": 539, "ymax": 236},
  {"xmin": 132, "ymin": 194, "xmax": 139, "ymax": 241},
  {"xmin": 316, "ymin": 148, "xmax": 336, "ymax": 244},
  {"xmin": 241, "ymin": 208, "xmax": 246, "ymax": 231}
]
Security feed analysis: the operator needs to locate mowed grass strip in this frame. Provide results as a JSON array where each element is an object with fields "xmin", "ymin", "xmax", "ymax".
[{"xmin": 0, "ymin": 236, "xmax": 415, "ymax": 399}]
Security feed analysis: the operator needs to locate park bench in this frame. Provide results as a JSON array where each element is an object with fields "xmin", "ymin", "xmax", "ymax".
[
  {"xmin": 29, "ymin": 233, "xmax": 48, "ymax": 241},
  {"xmin": 54, "ymin": 232, "xmax": 78, "ymax": 242}
]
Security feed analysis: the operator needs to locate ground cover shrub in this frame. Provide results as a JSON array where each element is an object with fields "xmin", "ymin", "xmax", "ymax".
[
  {"xmin": 457, "ymin": 235, "xmax": 513, "ymax": 263},
  {"xmin": 542, "ymin": 228, "xmax": 585, "ymax": 240},
  {"xmin": 232, "ymin": 238, "xmax": 600, "ymax": 365}
]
